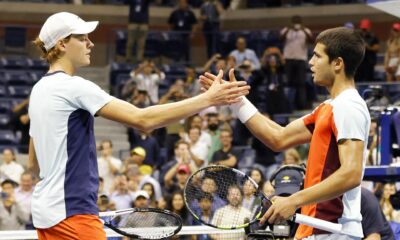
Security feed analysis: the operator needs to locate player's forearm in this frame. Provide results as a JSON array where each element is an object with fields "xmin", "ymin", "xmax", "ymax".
[
  {"xmin": 138, "ymin": 94, "xmax": 211, "ymax": 131},
  {"xmin": 289, "ymin": 166, "xmax": 361, "ymax": 209},
  {"xmin": 101, "ymin": 95, "xmax": 211, "ymax": 132},
  {"xmin": 245, "ymin": 113, "xmax": 286, "ymax": 151}
]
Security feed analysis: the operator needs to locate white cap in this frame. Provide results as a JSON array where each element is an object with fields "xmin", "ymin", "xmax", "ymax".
[
  {"xmin": 39, "ymin": 12, "xmax": 98, "ymax": 51},
  {"xmin": 134, "ymin": 190, "xmax": 150, "ymax": 201}
]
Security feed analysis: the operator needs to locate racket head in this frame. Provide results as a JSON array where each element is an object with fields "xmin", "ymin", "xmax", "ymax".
[
  {"xmin": 103, "ymin": 208, "xmax": 182, "ymax": 239},
  {"xmin": 184, "ymin": 165, "xmax": 273, "ymax": 230}
]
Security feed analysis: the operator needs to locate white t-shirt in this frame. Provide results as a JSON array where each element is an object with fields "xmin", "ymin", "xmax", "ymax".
[
  {"xmin": 281, "ymin": 27, "xmax": 312, "ymax": 61},
  {"xmin": 97, "ymin": 156, "xmax": 122, "ymax": 193},
  {"xmin": 29, "ymin": 71, "xmax": 114, "ymax": 228},
  {"xmin": 0, "ymin": 161, "xmax": 24, "ymax": 184}
]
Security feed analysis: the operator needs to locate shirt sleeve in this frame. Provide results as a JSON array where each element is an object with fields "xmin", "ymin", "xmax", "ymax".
[
  {"xmin": 69, "ymin": 77, "xmax": 114, "ymax": 116},
  {"xmin": 332, "ymin": 100, "xmax": 369, "ymax": 142}
]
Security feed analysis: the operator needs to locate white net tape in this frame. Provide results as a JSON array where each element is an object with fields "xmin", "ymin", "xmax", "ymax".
[{"xmin": 0, "ymin": 226, "xmax": 244, "ymax": 240}]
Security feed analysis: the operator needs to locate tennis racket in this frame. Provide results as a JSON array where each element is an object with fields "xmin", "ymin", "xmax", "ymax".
[
  {"xmin": 100, "ymin": 208, "xmax": 182, "ymax": 239},
  {"xmin": 184, "ymin": 165, "xmax": 356, "ymax": 237}
]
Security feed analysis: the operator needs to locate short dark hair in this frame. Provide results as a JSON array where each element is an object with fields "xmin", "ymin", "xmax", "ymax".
[
  {"xmin": 1, "ymin": 179, "xmax": 16, "ymax": 188},
  {"xmin": 174, "ymin": 140, "xmax": 189, "ymax": 149},
  {"xmin": 315, "ymin": 27, "xmax": 365, "ymax": 78}
]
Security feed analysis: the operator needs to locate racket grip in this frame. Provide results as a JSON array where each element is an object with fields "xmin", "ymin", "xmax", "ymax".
[{"xmin": 293, "ymin": 214, "xmax": 342, "ymax": 234}]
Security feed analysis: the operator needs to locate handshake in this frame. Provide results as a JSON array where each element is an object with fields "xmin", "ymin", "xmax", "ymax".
[{"xmin": 199, "ymin": 69, "xmax": 258, "ymax": 123}]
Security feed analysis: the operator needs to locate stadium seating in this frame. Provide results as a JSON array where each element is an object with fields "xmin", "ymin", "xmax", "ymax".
[
  {"xmin": 7, "ymin": 85, "xmax": 31, "ymax": 98},
  {"xmin": 3, "ymin": 26, "xmax": 27, "ymax": 53},
  {"xmin": 0, "ymin": 100, "xmax": 11, "ymax": 114},
  {"xmin": 0, "ymin": 130, "xmax": 17, "ymax": 145}
]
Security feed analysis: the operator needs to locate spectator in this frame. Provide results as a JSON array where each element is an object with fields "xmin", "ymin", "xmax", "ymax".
[
  {"xmin": 210, "ymin": 129, "xmax": 239, "ymax": 168},
  {"xmin": 130, "ymin": 89, "xmax": 152, "ymax": 108},
  {"xmin": 200, "ymin": 0, "xmax": 224, "ymax": 58},
  {"xmin": 14, "ymin": 171, "xmax": 35, "ymax": 229},
  {"xmin": 184, "ymin": 66, "xmax": 201, "ymax": 96},
  {"xmin": 124, "ymin": 165, "xmax": 163, "ymax": 202},
  {"xmin": 97, "ymin": 194, "xmax": 116, "ymax": 212},
  {"xmin": 160, "ymin": 140, "xmax": 197, "ymax": 186},
  {"xmin": 280, "ymin": 15, "xmax": 313, "ymax": 110},
  {"xmin": 109, "ymin": 175, "xmax": 135, "ymax": 210},
  {"xmin": 380, "ymin": 182, "xmax": 400, "ymax": 222},
  {"xmin": 242, "ymin": 179, "xmax": 260, "ymax": 211},
  {"xmin": 361, "ymin": 187, "xmax": 395, "ymax": 240},
  {"xmin": 187, "ymin": 126, "xmax": 209, "ymax": 167},
  {"xmin": 367, "ymin": 119, "xmax": 378, "ymax": 166},
  {"xmin": 191, "ymin": 192, "xmax": 214, "ymax": 240},
  {"xmin": 0, "ymin": 148, "xmax": 24, "ymax": 184},
  {"xmin": 129, "ymin": 146, "xmax": 154, "ymax": 175},
  {"xmin": 355, "ymin": 18, "xmax": 380, "ymax": 82},
  {"xmin": 132, "ymin": 190, "xmax": 150, "ymax": 208},
  {"xmin": 168, "ymin": 0, "xmax": 198, "ymax": 62},
  {"xmin": 128, "ymin": 130, "xmax": 161, "ymax": 170},
  {"xmin": 283, "ymin": 148, "xmax": 302, "ymax": 165},
  {"xmin": 157, "ymin": 196, "xmax": 168, "ymax": 209},
  {"xmin": 164, "ymin": 163, "xmax": 193, "ymax": 194},
  {"xmin": 384, "ymin": 23, "xmax": 400, "ymax": 82},
  {"xmin": 229, "ymin": 36, "xmax": 261, "ymax": 70},
  {"xmin": 158, "ymin": 80, "xmax": 188, "ymax": 159},
  {"xmin": 124, "ymin": 0, "xmax": 151, "ymax": 63},
  {"xmin": 206, "ymin": 112, "xmax": 222, "ymax": 161},
  {"xmin": 202, "ymin": 53, "xmax": 225, "ymax": 74},
  {"xmin": 260, "ymin": 47, "xmax": 290, "ymax": 115},
  {"xmin": 120, "ymin": 77, "xmax": 137, "ymax": 101},
  {"xmin": 192, "ymin": 176, "xmax": 226, "ymax": 215},
  {"xmin": 167, "ymin": 191, "xmax": 192, "ymax": 227},
  {"xmin": 130, "ymin": 60, "xmax": 165, "ymax": 104},
  {"xmin": 184, "ymin": 114, "xmax": 212, "ymax": 149},
  {"xmin": 141, "ymin": 182, "xmax": 157, "ymax": 207},
  {"xmin": 9, "ymin": 98, "xmax": 30, "ymax": 153},
  {"xmin": 97, "ymin": 140, "xmax": 122, "ymax": 194},
  {"xmin": 0, "ymin": 179, "xmax": 30, "ymax": 230},
  {"xmin": 249, "ymin": 167, "xmax": 265, "ymax": 190},
  {"xmin": 210, "ymin": 185, "xmax": 251, "ymax": 239}
]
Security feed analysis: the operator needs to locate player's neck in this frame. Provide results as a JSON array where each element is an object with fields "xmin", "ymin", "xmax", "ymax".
[
  {"xmin": 49, "ymin": 59, "xmax": 76, "ymax": 76},
  {"xmin": 328, "ymin": 76, "xmax": 355, "ymax": 99}
]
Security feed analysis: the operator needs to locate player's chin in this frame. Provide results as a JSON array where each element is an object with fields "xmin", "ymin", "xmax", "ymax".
[{"xmin": 80, "ymin": 59, "xmax": 91, "ymax": 67}]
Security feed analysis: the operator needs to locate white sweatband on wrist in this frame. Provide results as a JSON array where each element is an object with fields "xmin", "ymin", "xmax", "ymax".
[{"xmin": 230, "ymin": 97, "xmax": 258, "ymax": 123}]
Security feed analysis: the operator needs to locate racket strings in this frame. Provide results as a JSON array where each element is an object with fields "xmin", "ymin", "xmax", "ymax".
[
  {"xmin": 120, "ymin": 211, "xmax": 180, "ymax": 238},
  {"xmin": 185, "ymin": 166, "xmax": 263, "ymax": 229}
]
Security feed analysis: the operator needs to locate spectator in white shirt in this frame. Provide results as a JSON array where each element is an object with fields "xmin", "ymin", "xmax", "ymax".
[
  {"xmin": 130, "ymin": 60, "xmax": 165, "ymax": 104},
  {"xmin": 187, "ymin": 126, "xmax": 208, "ymax": 167},
  {"xmin": 183, "ymin": 114, "xmax": 212, "ymax": 149},
  {"xmin": 97, "ymin": 140, "xmax": 122, "ymax": 194},
  {"xmin": 229, "ymin": 36, "xmax": 261, "ymax": 70},
  {"xmin": 0, "ymin": 148, "xmax": 24, "ymax": 184}
]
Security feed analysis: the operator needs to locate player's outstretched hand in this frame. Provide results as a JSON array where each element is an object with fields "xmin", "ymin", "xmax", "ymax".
[
  {"xmin": 199, "ymin": 68, "xmax": 240, "ymax": 92},
  {"xmin": 202, "ymin": 69, "xmax": 250, "ymax": 106}
]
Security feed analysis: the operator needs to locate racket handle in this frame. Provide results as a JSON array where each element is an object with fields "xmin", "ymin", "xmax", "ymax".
[{"xmin": 293, "ymin": 214, "xmax": 342, "ymax": 234}]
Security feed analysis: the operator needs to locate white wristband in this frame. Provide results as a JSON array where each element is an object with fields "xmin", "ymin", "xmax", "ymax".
[{"xmin": 229, "ymin": 97, "xmax": 258, "ymax": 123}]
